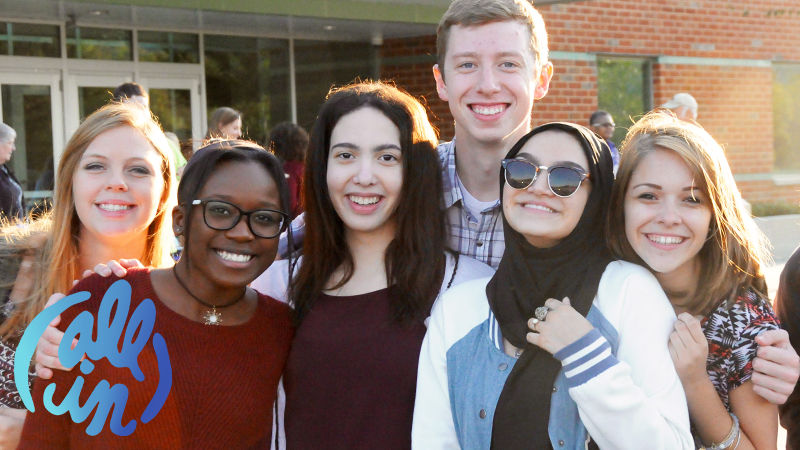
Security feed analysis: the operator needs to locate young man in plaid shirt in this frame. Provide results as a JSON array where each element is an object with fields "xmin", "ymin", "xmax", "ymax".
[{"xmin": 432, "ymin": 0, "xmax": 553, "ymax": 268}]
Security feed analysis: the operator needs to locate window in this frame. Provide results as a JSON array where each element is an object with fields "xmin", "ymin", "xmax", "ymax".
[
  {"xmin": 0, "ymin": 22, "xmax": 60, "ymax": 57},
  {"xmin": 596, "ymin": 57, "xmax": 652, "ymax": 145},
  {"xmin": 204, "ymin": 35, "xmax": 291, "ymax": 143},
  {"xmin": 138, "ymin": 31, "xmax": 199, "ymax": 63},
  {"xmin": 773, "ymin": 64, "xmax": 800, "ymax": 170},
  {"xmin": 293, "ymin": 40, "xmax": 376, "ymax": 131},
  {"xmin": 66, "ymin": 26, "xmax": 132, "ymax": 60}
]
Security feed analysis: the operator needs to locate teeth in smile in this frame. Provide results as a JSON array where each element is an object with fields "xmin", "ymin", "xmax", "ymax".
[
  {"xmin": 216, "ymin": 250, "xmax": 253, "ymax": 263},
  {"xmin": 523, "ymin": 203, "xmax": 554, "ymax": 213},
  {"xmin": 98, "ymin": 203, "xmax": 131, "ymax": 212},
  {"xmin": 350, "ymin": 196, "xmax": 379, "ymax": 205},
  {"xmin": 648, "ymin": 235, "xmax": 684, "ymax": 245},
  {"xmin": 472, "ymin": 104, "xmax": 505, "ymax": 115}
]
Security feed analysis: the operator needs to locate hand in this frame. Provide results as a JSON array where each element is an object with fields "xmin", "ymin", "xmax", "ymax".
[
  {"xmin": 80, "ymin": 258, "xmax": 143, "ymax": 279},
  {"xmin": 34, "ymin": 293, "xmax": 76, "ymax": 379},
  {"xmin": 667, "ymin": 313, "xmax": 709, "ymax": 386},
  {"xmin": 0, "ymin": 408, "xmax": 26, "ymax": 450},
  {"xmin": 525, "ymin": 298, "xmax": 593, "ymax": 355},
  {"xmin": 751, "ymin": 329, "xmax": 800, "ymax": 404}
]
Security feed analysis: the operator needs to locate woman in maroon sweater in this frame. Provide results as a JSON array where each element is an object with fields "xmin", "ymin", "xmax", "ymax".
[
  {"xmin": 19, "ymin": 141, "xmax": 294, "ymax": 448},
  {"xmin": 280, "ymin": 81, "xmax": 453, "ymax": 449}
]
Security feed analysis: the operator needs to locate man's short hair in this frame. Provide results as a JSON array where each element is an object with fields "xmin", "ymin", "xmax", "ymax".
[
  {"xmin": 436, "ymin": 0, "xmax": 549, "ymax": 76},
  {"xmin": 589, "ymin": 110, "xmax": 612, "ymax": 126},
  {"xmin": 112, "ymin": 82, "xmax": 148, "ymax": 103}
]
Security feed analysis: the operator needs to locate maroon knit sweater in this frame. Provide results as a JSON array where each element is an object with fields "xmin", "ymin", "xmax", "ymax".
[{"xmin": 18, "ymin": 268, "xmax": 293, "ymax": 449}]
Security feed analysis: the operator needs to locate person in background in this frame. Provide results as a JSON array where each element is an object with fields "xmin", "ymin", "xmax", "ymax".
[
  {"xmin": 112, "ymin": 82, "xmax": 150, "ymax": 108},
  {"xmin": 662, "ymin": 92, "xmax": 698, "ymax": 122},
  {"xmin": 589, "ymin": 110, "xmax": 620, "ymax": 174},
  {"xmin": 776, "ymin": 245, "xmax": 800, "ymax": 449},
  {"xmin": 0, "ymin": 123, "xmax": 22, "ymax": 222},
  {"xmin": 112, "ymin": 82, "xmax": 187, "ymax": 175},
  {"xmin": 608, "ymin": 111, "xmax": 779, "ymax": 448},
  {"xmin": 206, "ymin": 107, "xmax": 242, "ymax": 140},
  {"xmin": 269, "ymin": 122, "xmax": 309, "ymax": 218},
  {"xmin": 0, "ymin": 103, "xmax": 176, "ymax": 449}
]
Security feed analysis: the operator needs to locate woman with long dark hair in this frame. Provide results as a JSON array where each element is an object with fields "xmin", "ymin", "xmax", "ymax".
[{"xmin": 252, "ymin": 81, "xmax": 492, "ymax": 449}]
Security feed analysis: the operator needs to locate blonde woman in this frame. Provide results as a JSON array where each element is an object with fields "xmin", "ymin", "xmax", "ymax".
[
  {"xmin": 0, "ymin": 102, "xmax": 175, "ymax": 447},
  {"xmin": 607, "ymin": 111, "xmax": 780, "ymax": 448}
]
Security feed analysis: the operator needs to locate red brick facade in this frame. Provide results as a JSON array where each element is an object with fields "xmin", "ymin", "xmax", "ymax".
[{"xmin": 380, "ymin": 0, "xmax": 800, "ymax": 204}]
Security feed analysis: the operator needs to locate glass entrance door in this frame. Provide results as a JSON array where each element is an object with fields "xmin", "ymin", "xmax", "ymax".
[
  {"xmin": 140, "ymin": 75, "xmax": 202, "ymax": 145},
  {"xmin": 0, "ymin": 71, "xmax": 63, "ymax": 214}
]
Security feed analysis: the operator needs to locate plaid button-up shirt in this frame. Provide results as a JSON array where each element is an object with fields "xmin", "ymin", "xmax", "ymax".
[{"xmin": 438, "ymin": 140, "xmax": 505, "ymax": 268}]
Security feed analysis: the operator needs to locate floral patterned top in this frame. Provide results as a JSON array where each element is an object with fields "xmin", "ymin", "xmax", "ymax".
[{"xmin": 701, "ymin": 287, "xmax": 780, "ymax": 408}]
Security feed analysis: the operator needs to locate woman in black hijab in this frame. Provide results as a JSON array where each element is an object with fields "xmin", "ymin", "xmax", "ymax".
[{"xmin": 412, "ymin": 123, "xmax": 693, "ymax": 449}]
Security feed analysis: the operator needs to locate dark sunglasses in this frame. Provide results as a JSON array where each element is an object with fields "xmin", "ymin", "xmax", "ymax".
[
  {"xmin": 591, "ymin": 122, "xmax": 615, "ymax": 128},
  {"xmin": 501, "ymin": 159, "xmax": 590, "ymax": 197},
  {"xmin": 191, "ymin": 199, "xmax": 288, "ymax": 239}
]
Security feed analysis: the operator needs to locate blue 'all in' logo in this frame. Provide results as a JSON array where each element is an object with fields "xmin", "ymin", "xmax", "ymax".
[{"xmin": 14, "ymin": 279, "xmax": 172, "ymax": 436}]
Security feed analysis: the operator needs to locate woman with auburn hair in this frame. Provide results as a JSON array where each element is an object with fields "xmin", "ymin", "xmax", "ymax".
[
  {"xmin": 251, "ymin": 81, "xmax": 493, "ymax": 449},
  {"xmin": 0, "ymin": 102, "xmax": 175, "ymax": 447},
  {"xmin": 607, "ymin": 111, "xmax": 780, "ymax": 448}
]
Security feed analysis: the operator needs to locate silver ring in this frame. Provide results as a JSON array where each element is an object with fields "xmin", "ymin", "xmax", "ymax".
[{"xmin": 535, "ymin": 306, "xmax": 549, "ymax": 321}]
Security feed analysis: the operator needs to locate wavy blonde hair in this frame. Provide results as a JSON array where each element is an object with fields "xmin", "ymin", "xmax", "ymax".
[
  {"xmin": 0, "ymin": 103, "xmax": 176, "ymax": 337},
  {"xmin": 607, "ymin": 111, "xmax": 770, "ymax": 316}
]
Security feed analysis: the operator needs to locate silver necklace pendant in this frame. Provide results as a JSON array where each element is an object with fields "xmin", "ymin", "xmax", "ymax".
[
  {"xmin": 202, "ymin": 308, "xmax": 222, "ymax": 326},
  {"xmin": 514, "ymin": 347, "xmax": 523, "ymax": 358}
]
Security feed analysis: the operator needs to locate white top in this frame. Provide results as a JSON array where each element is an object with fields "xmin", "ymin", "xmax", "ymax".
[{"xmin": 412, "ymin": 260, "xmax": 693, "ymax": 449}]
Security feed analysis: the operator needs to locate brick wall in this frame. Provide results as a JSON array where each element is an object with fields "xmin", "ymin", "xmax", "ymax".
[{"xmin": 379, "ymin": 0, "xmax": 800, "ymax": 206}]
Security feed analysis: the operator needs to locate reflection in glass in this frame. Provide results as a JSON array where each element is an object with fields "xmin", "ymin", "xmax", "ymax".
[
  {"xmin": 204, "ymin": 35, "xmax": 290, "ymax": 144},
  {"xmin": 773, "ymin": 65, "xmax": 800, "ymax": 170},
  {"xmin": 139, "ymin": 31, "xmax": 199, "ymax": 63},
  {"xmin": 0, "ymin": 22, "xmax": 60, "ymax": 57},
  {"xmin": 597, "ymin": 57, "xmax": 651, "ymax": 145},
  {"xmin": 150, "ymin": 88, "xmax": 192, "ymax": 141},
  {"xmin": 1, "ymin": 84, "xmax": 54, "ymax": 213},
  {"xmin": 66, "ymin": 26, "xmax": 132, "ymax": 61},
  {"xmin": 78, "ymin": 86, "xmax": 115, "ymax": 122},
  {"xmin": 293, "ymin": 40, "xmax": 375, "ymax": 131}
]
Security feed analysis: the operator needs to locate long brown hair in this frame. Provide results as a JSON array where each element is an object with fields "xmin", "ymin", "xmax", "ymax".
[
  {"xmin": 607, "ymin": 111, "xmax": 770, "ymax": 315},
  {"xmin": 0, "ymin": 103, "xmax": 175, "ymax": 337},
  {"xmin": 291, "ymin": 81, "xmax": 445, "ymax": 325}
]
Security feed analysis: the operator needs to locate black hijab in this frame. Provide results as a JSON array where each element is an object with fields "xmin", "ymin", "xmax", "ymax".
[{"xmin": 488, "ymin": 122, "xmax": 615, "ymax": 449}]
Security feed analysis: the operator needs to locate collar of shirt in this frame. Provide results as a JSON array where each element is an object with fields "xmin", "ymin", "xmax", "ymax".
[{"xmin": 438, "ymin": 139, "xmax": 462, "ymax": 210}]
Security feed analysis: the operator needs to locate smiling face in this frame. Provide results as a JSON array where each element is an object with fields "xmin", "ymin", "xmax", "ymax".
[
  {"xmin": 219, "ymin": 117, "xmax": 242, "ymax": 139},
  {"xmin": 623, "ymin": 148, "xmax": 712, "ymax": 280},
  {"xmin": 502, "ymin": 130, "xmax": 591, "ymax": 248},
  {"xmin": 177, "ymin": 160, "xmax": 281, "ymax": 289},
  {"xmin": 326, "ymin": 106, "xmax": 403, "ymax": 240},
  {"xmin": 434, "ymin": 20, "xmax": 552, "ymax": 151},
  {"xmin": 72, "ymin": 125, "xmax": 165, "ymax": 246}
]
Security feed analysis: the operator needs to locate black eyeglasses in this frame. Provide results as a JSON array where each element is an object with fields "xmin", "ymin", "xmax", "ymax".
[
  {"xmin": 501, "ymin": 159, "xmax": 590, "ymax": 198},
  {"xmin": 191, "ymin": 199, "xmax": 288, "ymax": 239}
]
